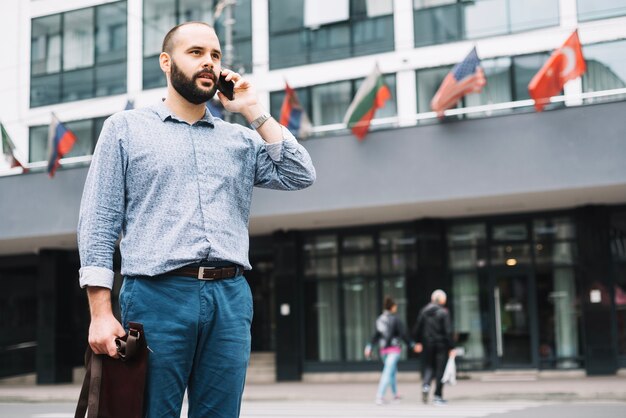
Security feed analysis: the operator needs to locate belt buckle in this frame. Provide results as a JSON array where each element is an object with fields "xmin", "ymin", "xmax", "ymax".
[{"xmin": 197, "ymin": 266, "xmax": 216, "ymax": 280}]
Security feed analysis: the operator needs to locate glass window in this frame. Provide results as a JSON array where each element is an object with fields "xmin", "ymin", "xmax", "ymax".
[
  {"xmin": 30, "ymin": 73, "xmax": 61, "ymax": 107},
  {"xmin": 30, "ymin": 2, "xmax": 127, "ymax": 107},
  {"xmin": 614, "ymin": 263, "xmax": 626, "ymax": 357},
  {"xmin": 269, "ymin": 0, "xmax": 394, "ymax": 69},
  {"xmin": 344, "ymin": 278, "xmax": 378, "ymax": 360},
  {"xmin": 535, "ymin": 242, "xmax": 577, "ymax": 265},
  {"xmin": 449, "ymin": 248, "xmax": 488, "ymax": 270},
  {"xmin": 31, "ymin": 15, "xmax": 62, "ymax": 76},
  {"xmin": 311, "ymin": 81, "xmax": 352, "ymax": 125},
  {"xmin": 491, "ymin": 244, "xmax": 531, "ymax": 266},
  {"xmin": 577, "ymin": 0, "xmax": 626, "ymax": 21},
  {"xmin": 28, "ymin": 126, "xmax": 49, "ymax": 163},
  {"xmin": 416, "ymin": 66, "xmax": 452, "ymax": 114},
  {"xmin": 413, "ymin": 0, "xmax": 559, "ymax": 48},
  {"xmin": 343, "ymin": 235, "xmax": 374, "ymax": 251},
  {"xmin": 452, "ymin": 272, "xmax": 489, "ymax": 365},
  {"xmin": 611, "ymin": 212, "xmax": 626, "ymax": 262},
  {"xmin": 511, "ymin": 52, "xmax": 550, "ymax": 100},
  {"xmin": 64, "ymin": 119, "xmax": 94, "ymax": 158},
  {"xmin": 533, "ymin": 218, "xmax": 576, "ymax": 241},
  {"xmin": 582, "ymin": 40, "xmax": 626, "ymax": 104},
  {"xmin": 96, "ymin": 2, "xmax": 127, "ymax": 64},
  {"xmin": 143, "ymin": 0, "xmax": 176, "ymax": 57},
  {"xmin": 447, "ymin": 224, "xmax": 486, "ymax": 247},
  {"xmin": 536, "ymin": 266, "xmax": 581, "ymax": 368},
  {"xmin": 341, "ymin": 254, "xmax": 377, "ymax": 276},
  {"xmin": 305, "ymin": 280, "xmax": 341, "ymax": 361},
  {"xmin": 492, "ymin": 223, "xmax": 528, "ymax": 241},
  {"xmin": 379, "ymin": 229, "xmax": 416, "ymax": 252},
  {"xmin": 303, "ymin": 234, "xmax": 338, "ymax": 256},
  {"xmin": 62, "ymin": 69, "xmax": 94, "ymax": 102},
  {"xmin": 63, "ymin": 8, "xmax": 95, "ymax": 71},
  {"xmin": 304, "ymin": 257, "xmax": 338, "ymax": 278}
]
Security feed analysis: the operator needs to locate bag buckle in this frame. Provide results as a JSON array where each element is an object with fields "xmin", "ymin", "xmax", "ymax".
[{"xmin": 197, "ymin": 266, "xmax": 216, "ymax": 280}]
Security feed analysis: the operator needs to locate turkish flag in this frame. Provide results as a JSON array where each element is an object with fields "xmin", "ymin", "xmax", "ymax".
[{"xmin": 528, "ymin": 30, "xmax": 586, "ymax": 111}]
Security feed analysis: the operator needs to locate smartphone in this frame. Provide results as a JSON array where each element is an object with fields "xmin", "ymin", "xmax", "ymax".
[{"xmin": 217, "ymin": 73, "xmax": 235, "ymax": 100}]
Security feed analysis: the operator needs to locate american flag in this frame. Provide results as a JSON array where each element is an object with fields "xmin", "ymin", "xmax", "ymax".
[{"xmin": 430, "ymin": 47, "xmax": 486, "ymax": 117}]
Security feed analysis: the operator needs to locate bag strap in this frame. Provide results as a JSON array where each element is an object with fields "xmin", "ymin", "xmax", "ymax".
[
  {"xmin": 74, "ymin": 350, "xmax": 102, "ymax": 418},
  {"xmin": 115, "ymin": 326, "xmax": 141, "ymax": 360}
]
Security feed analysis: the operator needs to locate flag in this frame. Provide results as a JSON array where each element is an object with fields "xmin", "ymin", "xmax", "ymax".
[
  {"xmin": 1, "ymin": 123, "xmax": 28, "ymax": 171},
  {"xmin": 343, "ymin": 64, "xmax": 391, "ymax": 140},
  {"xmin": 124, "ymin": 99, "xmax": 135, "ymax": 110},
  {"xmin": 280, "ymin": 83, "xmax": 312, "ymax": 139},
  {"xmin": 47, "ymin": 114, "xmax": 77, "ymax": 178},
  {"xmin": 430, "ymin": 47, "xmax": 486, "ymax": 117},
  {"xmin": 528, "ymin": 30, "xmax": 586, "ymax": 112}
]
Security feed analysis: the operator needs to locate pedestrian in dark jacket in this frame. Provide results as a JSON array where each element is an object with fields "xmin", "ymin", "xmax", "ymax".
[
  {"xmin": 412, "ymin": 289, "xmax": 456, "ymax": 405},
  {"xmin": 365, "ymin": 296, "xmax": 414, "ymax": 405}
]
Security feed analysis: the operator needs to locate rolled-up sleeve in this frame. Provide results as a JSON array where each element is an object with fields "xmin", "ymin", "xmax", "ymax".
[
  {"xmin": 254, "ymin": 126, "xmax": 316, "ymax": 190},
  {"xmin": 77, "ymin": 117, "xmax": 127, "ymax": 289}
]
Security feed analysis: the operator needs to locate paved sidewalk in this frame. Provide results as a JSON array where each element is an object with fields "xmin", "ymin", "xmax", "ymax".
[{"xmin": 0, "ymin": 375, "xmax": 625, "ymax": 404}]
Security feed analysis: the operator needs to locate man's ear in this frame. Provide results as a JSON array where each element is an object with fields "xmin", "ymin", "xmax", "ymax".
[{"xmin": 159, "ymin": 52, "xmax": 171, "ymax": 74}]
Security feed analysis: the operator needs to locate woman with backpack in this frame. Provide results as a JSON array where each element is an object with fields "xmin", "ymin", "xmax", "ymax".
[{"xmin": 364, "ymin": 296, "xmax": 415, "ymax": 405}]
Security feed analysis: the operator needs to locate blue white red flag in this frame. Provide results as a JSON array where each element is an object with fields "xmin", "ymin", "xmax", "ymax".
[
  {"xmin": 280, "ymin": 83, "xmax": 312, "ymax": 139},
  {"xmin": 430, "ymin": 47, "xmax": 486, "ymax": 117},
  {"xmin": 47, "ymin": 114, "xmax": 77, "ymax": 177}
]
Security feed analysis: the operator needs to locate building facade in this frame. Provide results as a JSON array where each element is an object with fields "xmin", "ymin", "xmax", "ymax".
[{"xmin": 1, "ymin": 0, "xmax": 626, "ymax": 382}]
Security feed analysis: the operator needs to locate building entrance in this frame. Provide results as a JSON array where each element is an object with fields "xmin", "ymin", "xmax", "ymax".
[{"xmin": 492, "ymin": 271, "xmax": 533, "ymax": 367}]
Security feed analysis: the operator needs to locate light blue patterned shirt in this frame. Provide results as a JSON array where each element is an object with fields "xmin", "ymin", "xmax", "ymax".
[{"xmin": 77, "ymin": 102, "xmax": 316, "ymax": 289}]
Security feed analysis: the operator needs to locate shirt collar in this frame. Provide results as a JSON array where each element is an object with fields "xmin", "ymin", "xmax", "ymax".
[{"xmin": 154, "ymin": 100, "xmax": 215, "ymax": 127}]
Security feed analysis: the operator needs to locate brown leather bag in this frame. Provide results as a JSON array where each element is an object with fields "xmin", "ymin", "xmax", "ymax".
[{"xmin": 75, "ymin": 322, "xmax": 149, "ymax": 418}]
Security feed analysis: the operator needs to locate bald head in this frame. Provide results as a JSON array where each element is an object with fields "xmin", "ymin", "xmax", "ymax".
[
  {"xmin": 162, "ymin": 21, "xmax": 216, "ymax": 55},
  {"xmin": 431, "ymin": 289, "xmax": 447, "ymax": 305}
]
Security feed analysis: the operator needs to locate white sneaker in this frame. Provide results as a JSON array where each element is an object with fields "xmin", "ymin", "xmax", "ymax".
[{"xmin": 375, "ymin": 398, "xmax": 387, "ymax": 405}]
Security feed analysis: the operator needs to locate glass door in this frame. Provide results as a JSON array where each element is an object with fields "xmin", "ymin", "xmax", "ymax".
[{"xmin": 492, "ymin": 272, "xmax": 533, "ymax": 367}]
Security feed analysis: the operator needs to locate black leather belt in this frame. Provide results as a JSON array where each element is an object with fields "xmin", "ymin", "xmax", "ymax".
[{"xmin": 169, "ymin": 265, "xmax": 243, "ymax": 280}]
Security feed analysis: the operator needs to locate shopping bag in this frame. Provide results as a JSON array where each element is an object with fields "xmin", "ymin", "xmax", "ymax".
[
  {"xmin": 75, "ymin": 322, "xmax": 149, "ymax": 418},
  {"xmin": 441, "ymin": 356, "xmax": 457, "ymax": 385}
]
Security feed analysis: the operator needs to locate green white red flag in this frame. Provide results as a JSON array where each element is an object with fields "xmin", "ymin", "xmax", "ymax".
[{"xmin": 343, "ymin": 64, "xmax": 391, "ymax": 140}]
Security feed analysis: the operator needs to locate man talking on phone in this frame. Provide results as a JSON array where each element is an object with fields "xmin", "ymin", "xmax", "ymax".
[{"xmin": 77, "ymin": 21, "xmax": 316, "ymax": 418}]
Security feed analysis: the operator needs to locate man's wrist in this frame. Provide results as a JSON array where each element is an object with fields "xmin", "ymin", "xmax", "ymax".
[{"xmin": 240, "ymin": 104, "xmax": 267, "ymax": 124}]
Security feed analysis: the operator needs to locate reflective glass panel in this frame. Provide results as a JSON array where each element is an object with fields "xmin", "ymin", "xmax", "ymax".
[
  {"xmin": 535, "ymin": 242, "xmax": 577, "ymax": 265},
  {"xmin": 577, "ymin": 0, "xmax": 626, "ymax": 21},
  {"xmin": 379, "ymin": 229, "xmax": 416, "ymax": 252},
  {"xmin": 310, "ymin": 23, "xmax": 351, "ymax": 63},
  {"xmin": 269, "ymin": 0, "xmax": 304, "ymax": 32},
  {"xmin": 611, "ymin": 212, "xmax": 626, "ymax": 262},
  {"xmin": 31, "ymin": 74, "xmax": 61, "ymax": 107},
  {"xmin": 341, "ymin": 254, "xmax": 377, "ymax": 276},
  {"xmin": 344, "ymin": 278, "xmax": 378, "ymax": 360},
  {"xmin": 463, "ymin": 0, "xmax": 508, "ymax": 39},
  {"xmin": 512, "ymin": 53, "xmax": 551, "ymax": 100},
  {"xmin": 63, "ymin": 8, "xmax": 94, "ymax": 71},
  {"xmin": 143, "ymin": 0, "xmax": 176, "ymax": 56},
  {"xmin": 28, "ymin": 126, "xmax": 49, "ymax": 163},
  {"xmin": 414, "ymin": 3, "xmax": 460, "ymax": 47},
  {"xmin": 303, "ymin": 235, "xmax": 338, "ymax": 256},
  {"xmin": 31, "ymin": 15, "xmax": 62, "ymax": 75},
  {"xmin": 96, "ymin": 2, "xmax": 127, "ymax": 64},
  {"xmin": 613, "ymin": 263, "xmax": 626, "ymax": 356},
  {"xmin": 449, "ymin": 248, "xmax": 488, "ymax": 270},
  {"xmin": 352, "ymin": 15, "xmax": 394, "ymax": 57},
  {"xmin": 304, "ymin": 280, "xmax": 341, "ymax": 361},
  {"xmin": 452, "ymin": 272, "xmax": 488, "ymax": 364},
  {"xmin": 492, "ymin": 223, "xmax": 528, "ymax": 241},
  {"xmin": 582, "ymin": 40, "xmax": 626, "ymax": 104},
  {"xmin": 536, "ymin": 267, "xmax": 581, "ymax": 368},
  {"xmin": 447, "ymin": 224, "xmax": 486, "ymax": 247},
  {"xmin": 533, "ymin": 218, "xmax": 576, "ymax": 241},
  {"xmin": 509, "ymin": 0, "xmax": 559, "ymax": 32},
  {"xmin": 311, "ymin": 81, "xmax": 352, "ymax": 125},
  {"xmin": 491, "ymin": 244, "xmax": 531, "ymax": 266},
  {"xmin": 343, "ymin": 235, "xmax": 374, "ymax": 251},
  {"xmin": 381, "ymin": 253, "xmax": 415, "ymax": 274},
  {"xmin": 304, "ymin": 257, "xmax": 338, "ymax": 279},
  {"xmin": 95, "ymin": 62, "xmax": 126, "ymax": 97},
  {"xmin": 62, "ymin": 69, "xmax": 94, "ymax": 102},
  {"xmin": 143, "ymin": 56, "xmax": 165, "ymax": 89}
]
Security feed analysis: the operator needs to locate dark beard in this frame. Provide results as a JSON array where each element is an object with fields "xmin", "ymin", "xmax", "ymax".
[{"xmin": 170, "ymin": 60, "xmax": 218, "ymax": 105}]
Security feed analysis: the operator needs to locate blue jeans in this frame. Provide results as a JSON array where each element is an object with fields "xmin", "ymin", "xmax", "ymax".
[
  {"xmin": 120, "ymin": 274, "xmax": 253, "ymax": 418},
  {"xmin": 376, "ymin": 352, "xmax": 400, "ymax": 399}
]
